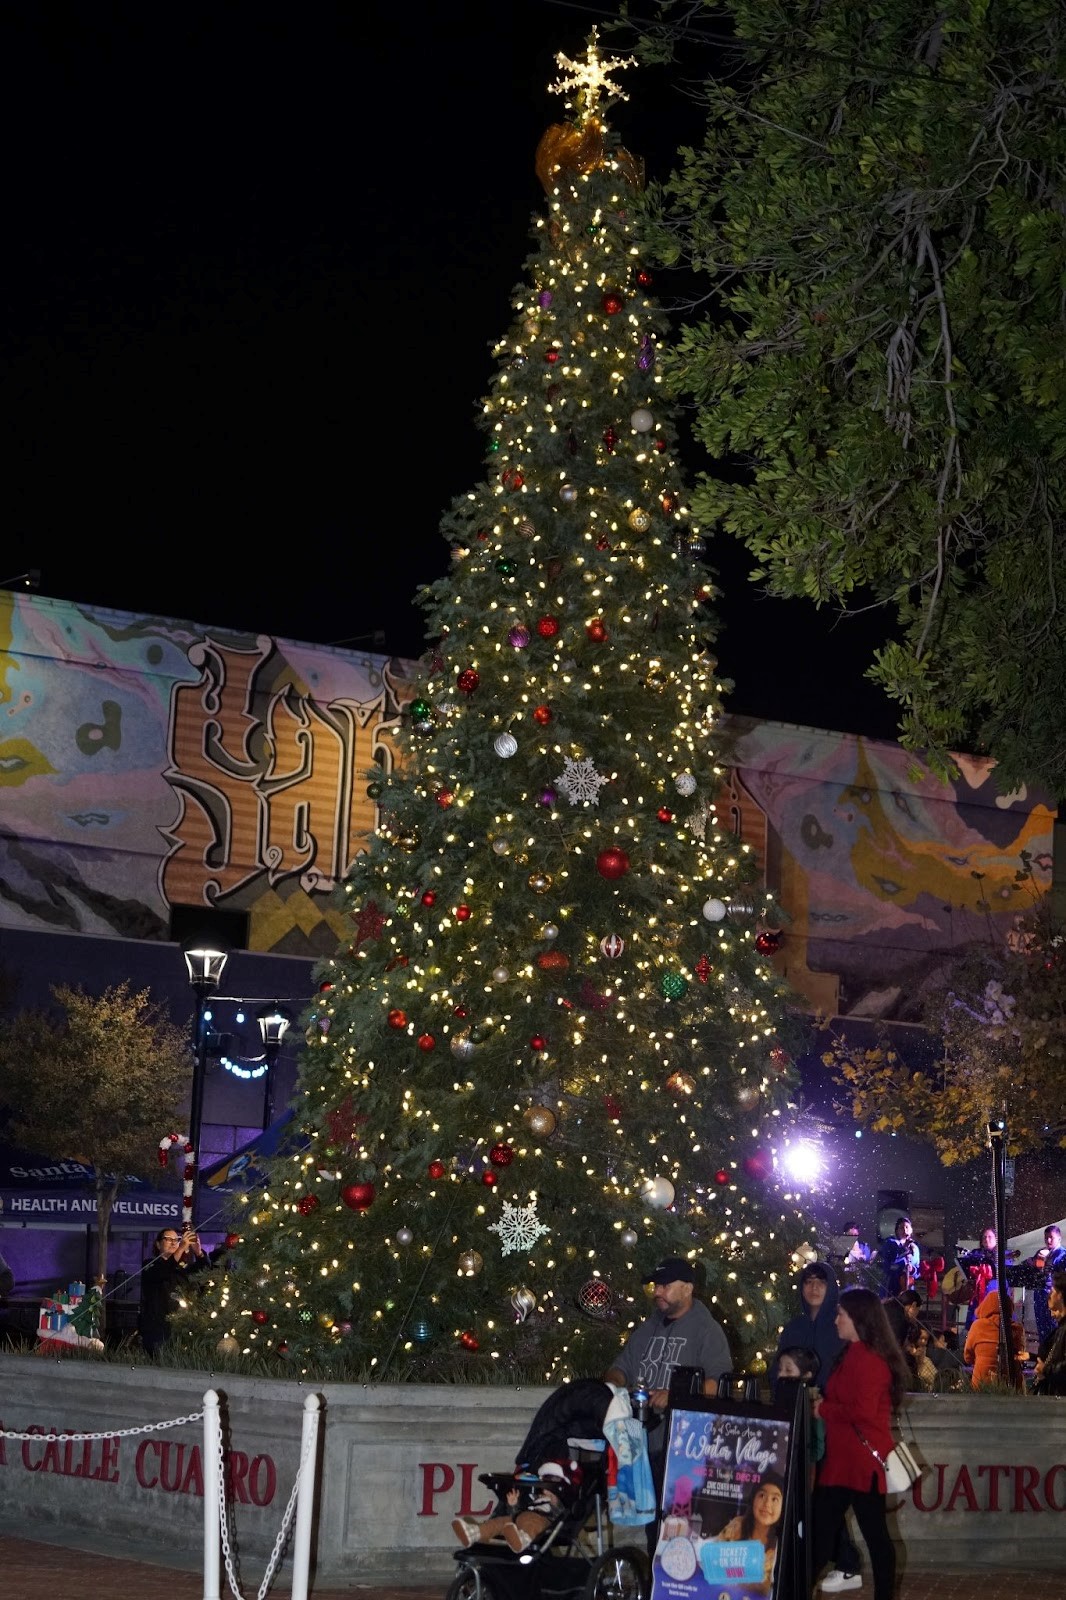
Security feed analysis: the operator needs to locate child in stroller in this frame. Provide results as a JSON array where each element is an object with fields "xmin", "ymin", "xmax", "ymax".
[
  {"xmin": 446, "ymin": 1378, "xmax": 649, "ymax": 1600},
  {"xmin": 452, "ymin": 1457, "xmax": 580, "ymax": 1553}
]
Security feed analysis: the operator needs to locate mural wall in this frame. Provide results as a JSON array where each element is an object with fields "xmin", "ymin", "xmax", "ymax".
[
  {"xmin": 0, "ymin": 593, "xmax": 1054, "ymax": 1004},
  {"xmin": 728, "ymin": 715, "xmax": 1055, "ymax": 1021},
  {"xmin": 0, "ymin": 591, "xmax": 415, "ymax": 958}
]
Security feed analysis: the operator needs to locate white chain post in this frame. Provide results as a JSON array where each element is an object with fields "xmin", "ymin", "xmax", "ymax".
[
  {"xmin": 289, "ymin": 1394, "xmax": 321, "ymax": 1600},
  {"xmin": 202, "ymin": 1390, "xmax": 222, "ymax": 1600}
]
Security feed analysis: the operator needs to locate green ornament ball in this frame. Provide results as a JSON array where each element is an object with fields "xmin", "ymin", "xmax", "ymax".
[
  {"xmin": 496, "ymin": 558, "xmax": 517, "ymax": 577},
  {"xmin": 660, "ymin": 972, "xmax": 689, "ymax": 1000},
  {"xmin": 409, "ymin": 699, "xmax": 432, "ymax": 721}
]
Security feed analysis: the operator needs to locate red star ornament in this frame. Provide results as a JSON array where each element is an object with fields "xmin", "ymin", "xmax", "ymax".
[{"xmin": 353, "ymin": 899, "xmax": 386, "ymax": 946}]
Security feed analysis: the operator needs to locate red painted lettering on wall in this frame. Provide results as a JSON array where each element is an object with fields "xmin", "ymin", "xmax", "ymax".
[
  {"xmin": 417, "ymin": 1462, "xmax": 494, "ymax": 1518},
  {"xmin": 11, "ymin": 1427, "xmax": 118, "ymax": 1483},
  {"xmin": 909, "ymin": 1463, "xmax": 1066, "ymax": 1513},
  {"xmin": 2, "ymin": 1419, "xmax": 275, "ymax": 1506}
]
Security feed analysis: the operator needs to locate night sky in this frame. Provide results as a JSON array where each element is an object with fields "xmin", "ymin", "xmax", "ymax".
[{"xmin": 2, "ymin": 0, "xmax": 899, "ymax": 741}]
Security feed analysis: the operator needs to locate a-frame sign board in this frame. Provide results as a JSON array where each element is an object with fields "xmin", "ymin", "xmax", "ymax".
[{"xmin": 648, "ymin": 1380, "xmax": 810, "ymax": 1600}]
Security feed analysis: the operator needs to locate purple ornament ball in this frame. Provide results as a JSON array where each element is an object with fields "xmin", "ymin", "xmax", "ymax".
[
  {"xmin": 538, "ymin": 290, "xmax": 553, "ymax": 308},
  {"xmin": 508, "ymin": 625, "xmax": 531, "ymax": 649},
  {"xmin": 538, "ymin": 788, "xmax": 557, "ymax": 809}
]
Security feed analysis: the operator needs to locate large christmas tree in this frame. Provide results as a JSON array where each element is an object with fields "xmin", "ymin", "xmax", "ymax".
[{"xmin": 185, "ymin": 33, "xmax": 811, "ymax": 1382}]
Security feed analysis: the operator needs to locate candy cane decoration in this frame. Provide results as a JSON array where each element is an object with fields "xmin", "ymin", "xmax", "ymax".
[{"xmin": 159, "ymin": 1132, "xmax": 195, "ymax": 1231}]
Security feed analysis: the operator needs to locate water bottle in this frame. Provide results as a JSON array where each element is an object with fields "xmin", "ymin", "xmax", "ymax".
[{"xmin": 631, "ymin": 1384, "xmax": 650, "ymax": 1424}]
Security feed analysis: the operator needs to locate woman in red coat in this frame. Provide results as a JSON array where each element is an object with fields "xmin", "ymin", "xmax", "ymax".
[{"xmin": 811, "ymin": 1287, "xmax": 910, "ymax": 1600}]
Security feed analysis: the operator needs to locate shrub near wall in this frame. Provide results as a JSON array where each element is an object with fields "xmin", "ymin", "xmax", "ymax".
[{"xmin": 1, "ymin": 1362, "xmax": 1065, "ymax": 1580}]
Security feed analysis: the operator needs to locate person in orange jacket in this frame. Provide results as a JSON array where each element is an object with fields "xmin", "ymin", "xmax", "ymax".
[{"xmin": 963, "ymin": 1288, "xmax": 1027, "ymax": 1388}]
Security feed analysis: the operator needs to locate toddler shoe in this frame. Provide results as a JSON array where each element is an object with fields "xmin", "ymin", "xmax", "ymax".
[
  {"xmin": 503, "ymin": 1524, "xmax": 532, "ymax": 1553},
  {"xmin": 452, "ymin": 1517, "xmax": 480, "ymax": 1547}
]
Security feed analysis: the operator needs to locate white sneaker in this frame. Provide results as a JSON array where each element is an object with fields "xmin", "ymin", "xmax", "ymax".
[{"xmin": 819, "ymin": 1573, "xmax": 862, "ymax": 1593}]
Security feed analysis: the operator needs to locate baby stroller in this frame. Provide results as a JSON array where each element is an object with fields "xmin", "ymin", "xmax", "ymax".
[{"xmin": 446, "ymin": 1378, "xmax": 649, "ymax": 1600}]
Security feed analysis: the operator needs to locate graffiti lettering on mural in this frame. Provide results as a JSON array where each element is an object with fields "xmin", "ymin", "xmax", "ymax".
[{"xmin": 161, "ymin": 636, "xmax": 410, "ymax": 909}]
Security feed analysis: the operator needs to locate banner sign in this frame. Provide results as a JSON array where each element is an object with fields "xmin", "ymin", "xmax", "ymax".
[{"xmin": 652, "ymin": 1400, "xmax": 796, "ymax": 1600}]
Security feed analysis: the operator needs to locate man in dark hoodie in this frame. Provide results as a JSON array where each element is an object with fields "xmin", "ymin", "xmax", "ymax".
[
  {"xmin": 773, "ymin": 1260, "xmax": 845, "ymax": 1393},
  {"xmin": 773, "ymin": 1260, "xmax": 863, "ymax": 1594}
]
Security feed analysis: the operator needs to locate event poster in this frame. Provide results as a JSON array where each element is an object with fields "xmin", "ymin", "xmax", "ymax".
[{"xmin": 651, "ymin": 1406, "xmax": 792, "ymax": 1600}]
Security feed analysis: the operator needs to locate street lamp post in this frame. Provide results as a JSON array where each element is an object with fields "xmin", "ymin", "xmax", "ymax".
[
  {"xmin": 257, "ymin": 1005, "xmax": 292, "ymax": 1131},
  {"xmin": 987, "ymin": 1116, "xmax": 1013, "ymax": 1384},
  {"xmin": 183, "ymin": 943, "xmax": 229, "ymax": 1220}
]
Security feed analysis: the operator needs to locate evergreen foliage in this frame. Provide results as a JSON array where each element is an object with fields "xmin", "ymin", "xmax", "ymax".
[
  {"xmin": 179, "ymin": 34, "xmax": 812, "ymax": 1382},
  {"xmin": 634, "ymin": 0, "xmax": 1066, "ymax": 795}
]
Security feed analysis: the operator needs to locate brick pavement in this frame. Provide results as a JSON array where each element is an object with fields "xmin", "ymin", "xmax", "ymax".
[{"xmin": 5, "ymin": 1531, "xmax": 1066, "ymax": 1600}]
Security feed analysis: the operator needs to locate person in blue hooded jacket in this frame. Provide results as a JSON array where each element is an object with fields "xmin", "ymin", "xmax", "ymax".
[
  {"xmin": 773, "ymin": 1260, "xmax": 845, "ymax": 1395},
  {"xmin": 774, "ymin": 1260, "xmax": 863, "ymax": 1594}
]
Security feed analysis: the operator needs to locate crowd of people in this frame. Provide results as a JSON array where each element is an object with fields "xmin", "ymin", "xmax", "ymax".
[{"xmin": 595, "ymin": 1219, "xmax": 1064, "ymax": 1598}]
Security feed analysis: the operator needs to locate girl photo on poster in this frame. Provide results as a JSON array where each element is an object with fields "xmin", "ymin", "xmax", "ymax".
[{"xmin": 651, "ymin": 1408, "xmax": 792, "ymax": 1600}]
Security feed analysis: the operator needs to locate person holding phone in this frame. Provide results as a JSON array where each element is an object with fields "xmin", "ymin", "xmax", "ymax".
[{"xmin": 137, "ymin": 1224, "xmax": 214, "ymax": 1356}]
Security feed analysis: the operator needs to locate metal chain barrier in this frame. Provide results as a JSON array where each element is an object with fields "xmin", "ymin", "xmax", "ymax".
[
  {"xmin": 216, "ymin": 1395, "xmax": 319, "ymax": 1600},
  {"xmin": 0, "ymin": 1411, "xmax": 204, "ymax": 1442},
  {"xmin": 2, "ymin": 1390, "xmax": 322, "ymax": 1600}
]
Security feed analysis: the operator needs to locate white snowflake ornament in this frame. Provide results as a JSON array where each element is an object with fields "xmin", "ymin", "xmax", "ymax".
[
  {"xmin": 488, "ymin": 1199, "xmax": 550, "ymax": 1255},
  {"xmin": 555, "ymin": 755, "xmax": 608, "ymax": 806}
]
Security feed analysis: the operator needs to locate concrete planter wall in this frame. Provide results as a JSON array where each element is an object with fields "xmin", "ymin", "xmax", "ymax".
[{"xmin": 1, "ymin": 1359, "xmax": 1064, "ymax": 1583}]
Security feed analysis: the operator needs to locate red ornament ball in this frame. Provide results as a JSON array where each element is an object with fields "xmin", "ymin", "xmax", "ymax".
[
  {"xmin": 489, "ymin": 1142, "xmax": 514, "ymax": 1168},
  {"xmin": 319, "ymin": 981, "xmax": 333, "ymax": 993},
  {"xmin": 387, "ymin": 1008, "xmax": 407, "ymax": 1030},
  {"xmin": 578, "ymin": 1278, "xmax": 614, "ymax": 1317},
  {"xmin": 586, "ymin": 618, "xmax": 608, "ymax": 642},
  {"xmin": 535, "ymin": 615, "xmax": 560, "ymax": 639},
  {"xmin": 455, "ymin": 903, "xmax": 472, "ymax": 922},
  {"xmin": 421, "ymin": 890, "xmax": 437, "ymax": 906},
  {"xmin": 297, "ymin": 1194, "xmax": 320, "ymax": 1216},
  {"xmin": 481, "ymin": 1170, "xmax": 498, "ymax": 1188},
  {"xmin": 453, "ymin": 1005, "xmax": 469, "ymax": 1018},
  {"xmin": 427, "ymin": 1160, "xmax": 446, "ymax": 1180},
  {"xmin": 501, "ymin": 468, "xmax": 524, "ymax": 490},
  {"xmin": 657, "ymin": 807, "xmax": 674, "ymax": 823},
  {"xmin": 457, "ymin": 669, "xmax": 480, "ymax": 695},
  {"xmin": 755, "ymin": 929, "xmax": 782, "ymax": 955},
  {"xmin": 596, "ymin": 846, "xmax": 630, "ymax": 880},
  {"xmin": 603, "ymin": 1094, "xmax": 623, "ymax": 1120},
  {"xmin": 530, "ymin": 1034, "xmax": 547, "ymax": 1052},
  {"xmin": 341, "ymin": 1181, "xmax": 376, "ymax": 1211},
  {"xmin": 225, "ymin": 1233, "xmax": 241, "ymax": 1249},
  {"xmin": 417, "ymin": 1033, "xmax": 436, "ymax": 1052},
  {"xmin": 459, "ymin": 1330, "xmax": 480, "ymax": 1350},
  {"xmin": 545, "ymin": 349, "xmax": 560, "ymax": 364},
  {"xmin": 636, "ymin": 268, "xmax": 654, "ymax": 288},
  {"xmin": 276, "ymin": 1341, "xmax": 288, "ymax": 1354},
  {"xmin": 252, "ymin": 1309, "xmax": 268, "ymax": 1326},
  {"xmin": 714, "ymin": 1169, "xmax": 730, "ymax": 1186},
  {"xmin": 435, "ymin": 788, "xmax": 455, "ymax": 809},
  {"xmin": 602, "ymin": 291, "xmax": 624, "ymax": 315},
  {"xmin": 532, "ymin": 704, "xmax": 553, "ymax": 726}
]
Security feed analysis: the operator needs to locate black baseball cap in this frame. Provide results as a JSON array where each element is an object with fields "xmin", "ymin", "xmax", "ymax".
[{"xmin": 646, "ymin": 1257, "xmax": 696, "ymax": 1285}]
